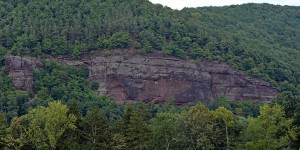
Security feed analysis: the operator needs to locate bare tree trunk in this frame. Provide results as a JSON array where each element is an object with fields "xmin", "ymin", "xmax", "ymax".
[
  {"xmin": 226, "ymin": 125, "xmax": 229, "ymax": 149},
  {"xmin": 166, "ymin": 140, "xmax": 170, "ymax": 150}
]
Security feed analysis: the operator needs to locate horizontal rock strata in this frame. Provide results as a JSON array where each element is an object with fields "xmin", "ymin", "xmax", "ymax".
[
  {"xmin": 6, "ymin": 55, "xmax": 277, "ymax": 104},
  {"xmin": 59, "ymin": 55, "xmax": 277, "ymax": 104}
]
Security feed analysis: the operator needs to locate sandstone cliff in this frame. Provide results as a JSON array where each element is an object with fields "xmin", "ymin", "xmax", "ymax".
[
  {"xmin": 5, "ymin": 55, "xmax": 277, "ymax": 104},
  {"xmin": 58, "ymin": 54, "xmax": 277, "ymax": 104},
  {"xmin": 5, "ymin": 56, "xmax": 42, "ymax": 91}
]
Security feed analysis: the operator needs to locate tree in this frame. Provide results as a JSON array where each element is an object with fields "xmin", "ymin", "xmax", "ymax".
[
  {"xmin": 110, "ymin": 133, "xmax": 127, "ymax": 150},
  {"xmin": 140, "ymin": 40, "xmax": 152, "ymax": 53},
  {"xmin": 0, "ymin": 112, "xmax": 7, "ymax": 149},
  {"xmin": 150, "ymin": 112, "xmax": 179, "ymax": 150},
  {"xmin": 0, "ymin": 91, "xmax": 18, "ymax": 121},
  {"xmin": 123, "ymin": 104, "xmax": 151, "ymax": 150},
  {"xmin": 84, "ymin": 109, "xmax": 109, "ymax": 150},
  {"xmin": 109, "ymin": 118, "xmax": 128, "ymax": 150},
  {"xmin": 178, "ymin": 37, "xmax": 191, "ymax": 49},
  {"xmin": 245, "ymin": 104, "xmax": 298, "ymax": 150},
  {"xmin": 213, "ymin": 106, "xmax": 234, "ymax": 149},
  {"xmin": 190, "ymin": 46, "xmax": 211, "ymax": 59},
  {"xmin": 57, "ymin": 99, "xmax": 84, "ymax": 150},
  {"xmin": 71, "ymin": 40, "xmax": 82, "ymax": 59},
  {"xmin": 0, "ymin": 46, "xmax": 7, "ymax": 61},
  {"xmin": 162, "ymin": 43, "xmax": 186, "ymax": 59},
  {"xmin": 1, "ymin": 117, "xmax": 28, "ymax": 150},
  {"xmin": 0, "ymin": 112, "xmax": 7, "ymax": 130},
  {"xmin": 24, "ymin": 101, "xmax": 76, "ymax": 150},
  {"xmin": 230, "ymin": 116, "xmax": 248, "ymax": 149},
  {"xmin": 275, "ymin": 92, "xmax": 300, "ymax": 149},
  {"xmin": 177, "ymin": 104, "xmax": 215, "ymax": 150},
  {"xmin": 108, "ymin": 32, "xmax": 131, "ymax": 49},
  {"xmin": 45, "ymin": 101, "xmax": 77, "ymax": 149},
  {"xmin": 42, "ymin": 38, "xmax": 52, "ymax": 54},
  {"xmin": 275, "ymin": 91, "xmax": 299, "ymax": 118},
  {"xmin": 209, "ymin": 96, "xmax": 232, "ymax": 111},
  {"xmin": 1, "ymin": 0, "xmax": 300, "ymax": 94}
]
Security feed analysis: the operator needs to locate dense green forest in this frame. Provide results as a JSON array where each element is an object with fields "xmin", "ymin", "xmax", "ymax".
[
  {"xmin": 0, "ymin": 0, "xmax": 300, "ymax": 93},
  {"xmin": 0, "ymin": 60, "xmax": 299, "ymax": 149},
  {"xmin": 0, "ymin": 0, "xmax": 300, "ymax": 149}
]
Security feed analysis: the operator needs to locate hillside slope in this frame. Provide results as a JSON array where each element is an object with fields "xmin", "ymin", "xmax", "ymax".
[
  {"xmin": 0, "ymin": 1, "xmax": 300, "ymax": 149},
  {"xmin": 0, "ymin": 0, "xmax": 299, "ymax": 94}
]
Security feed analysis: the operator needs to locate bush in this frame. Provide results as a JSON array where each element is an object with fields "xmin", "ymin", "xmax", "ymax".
[
  {"xmin": 108, "ymin": 32, "xmax": 131, "ymax": 49},
  {"xmin": 90, "ymin": 82, "xmax": 99, "ymax": 90}
]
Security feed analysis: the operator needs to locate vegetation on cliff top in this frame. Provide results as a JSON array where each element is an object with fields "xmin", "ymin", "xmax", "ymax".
[{"xmin": 0, "ymin": 0, "xmax": 299, "ymax": 94}]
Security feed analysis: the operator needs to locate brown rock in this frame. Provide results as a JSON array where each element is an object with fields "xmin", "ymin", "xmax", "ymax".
[
  {"xmin": 5, "ymin": 56, "xmax": 42, "ymax": 91},
  {"xmin": 6, "ymin": 54, "xmax": 277, "ymax": 104},
  {"xmin": 62, "ymin": 55, "xmax": 277, "ymax": 104}
]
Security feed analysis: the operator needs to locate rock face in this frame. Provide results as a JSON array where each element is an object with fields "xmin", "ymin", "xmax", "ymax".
[
  {"xmin": 5, "ymin": 55, "xmax": 277, "ymax": 104},
  {"xmin": 61, "ymin": 55, "xmax": 277, "ymax": 104},
  {"xmin": 5, "ymin": 56, "xmax": 42, "ymax": 91}
]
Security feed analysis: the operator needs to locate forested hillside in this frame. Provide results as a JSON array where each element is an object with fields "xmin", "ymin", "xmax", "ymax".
[
  {"xmin": 0, "ymin": 60, "xmax": 299, "ymax": 149},
  {"xmin": 0, "ymin": 0, "xmax": 300, "ymax": 93},
  {"xmin": 0, "ymin": 0, "xmax": 299, "ymax": 149}
]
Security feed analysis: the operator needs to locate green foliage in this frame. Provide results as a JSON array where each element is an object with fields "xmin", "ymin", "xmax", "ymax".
[
  {"xmin": 230, "ymin": 101, "xmax": 262, "ymax": 117},
  {"xmin": 162, "ymin": 43, "xmax": 186, "ymax": 59},
  {"xmin": 0, "ymin": 91, "xmax": 298, "ymax": 150},
  {"xmin": 0, "ymin": 46, "xmax": 7, "ymax": 61},
  {"xmin": 57, "ymin": 99, "xmax": 84, "ymax": 150},
  {"xmin": 213, "ymin": 107, "xmax": 234, "ymax": 149},
  {"xmin": 0, "ymin": 1, "xmax": 299, "ymax": 149},
  {"xmin": 122, "ymin": 104, "xmax": 151, "ymax": 150},
  {"xmin": 139, "ymin": 30, "xmax": 163, "ymax": 51},
  {"xmin": 177, "ymin": 104, "xmax": 216, "ymax": 149},
  {"xmin": 275, "ymin": 92, "xmax": 300, "ymax": 149},
  {"xmin": 0, "ymin": 112, "xmax": 7, "ymax": 129},
  {"xmin": 108, "ymin": 32, "xmax": 131, "ymax": 49},
  {"xmin": 0, "ymin": 90, "xmax": 30, "ymax": 122},
  {"xmin": 109, "ymin": 133, "xmax": 127, "ymax": 150},
  {"xmin": 149, "ymin": 112, "xmax": 178, "ymax": 150},
  {"xmin": 245, "ymin": 104, "xmax": 298, "ymax": 150},
  {"xmin": 209, "ymin": 96, "xmax": 232, "ymax": 111},
  {"xmin": 0, "ymin": 0, "xmax": 299, "ymax": 92},
  {"xmin": 0, "ymin": 112, "xmax": 7, "ymax": 148},
  {"xmin": 32, "ymin": 61, "xmax": 122, "ymax": 120},
  {"xmin": 133, "ymin": 41, "xmax": 142, "ymax": 49},
  {"xmin": 72, "ymin": 41, "xmax": 82, "ymax": 59},
  {"xmin": 90, "ymin": 82, "xmax": 99, "ymax": 91},
  {"xmin": 24, "ymin": 101, "xmax": 77, "ymax": 149},
  {"xmin": 84, "ymin": 109, "xmax": 109, "ymax": 150},
  {"xmin": 190, "ymin": 46, "xmax": 211, "ymax": 59},
  {"xmin": 1, "ymin": 117, "xmax": 28, "ymax": 150},
  {"xmin": 42, "ymin": 36, "xmax": 68, "ymax": 55}
]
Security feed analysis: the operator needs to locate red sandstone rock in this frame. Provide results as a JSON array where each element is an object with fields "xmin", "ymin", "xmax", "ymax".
[
  {"xmin": 60, "ymin": 55, "xmax": 277, "ymax": 104},
  {"xmin": 5, "ymin": 55, "xmax": 277, "ymax": 104}
]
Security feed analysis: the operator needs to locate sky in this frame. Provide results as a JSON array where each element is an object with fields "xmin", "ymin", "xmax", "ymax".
[{"xmin": 149, "ymin": 0, "xmax": 300, "ymax": 10}]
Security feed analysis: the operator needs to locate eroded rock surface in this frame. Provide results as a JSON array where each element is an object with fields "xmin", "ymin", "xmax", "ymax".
[
  {"xmin": 60, "ymin": 55, "xmax": 277, "ymax": 104},
  {"xmin": 6, "ymin": 55, "xmax": 277, "ymax": 104},
  {"xmin": 5, "ymin": 56, "xmax": 42, "ymax": 91}
]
